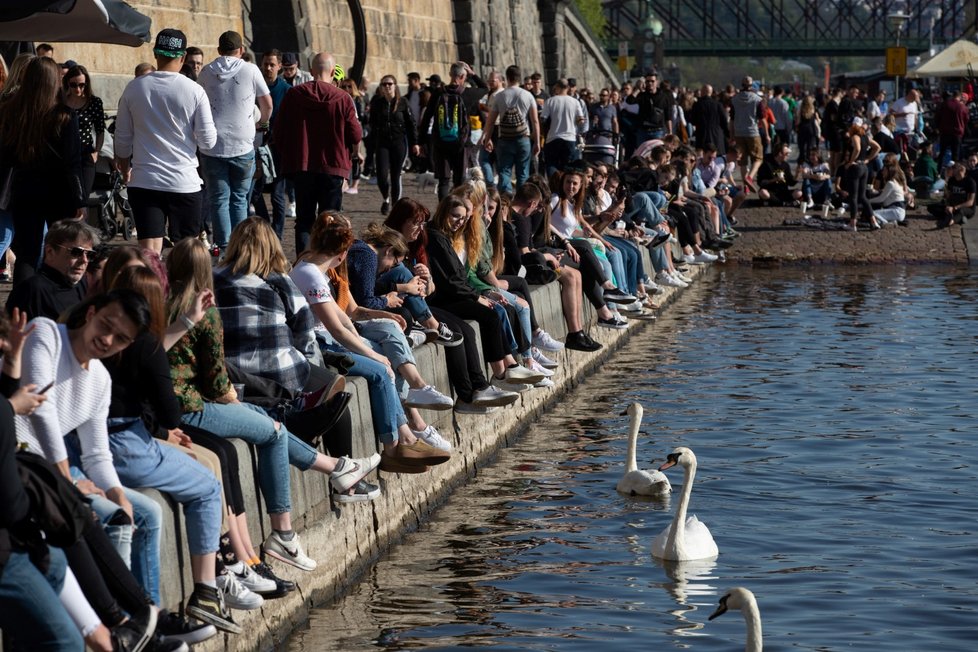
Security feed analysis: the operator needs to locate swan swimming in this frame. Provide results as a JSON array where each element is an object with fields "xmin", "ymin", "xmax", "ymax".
[
  {"xmin": 709, "ymin": 587, "xmax": 762, "ymax": 652},
  {"xmin": 616, "ymin": 403, "xmax": 672, "ymax": 497},
  {"xmin": 651, "ymin": 447, "xmax": 719, "ymax": 561}
]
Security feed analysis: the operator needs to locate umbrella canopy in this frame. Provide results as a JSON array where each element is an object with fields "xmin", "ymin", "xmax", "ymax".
[
  {"xmin": 0, "ymin": 0, "xmax": 151, "ymax": 47},
  {"xmin": 908, "ymin": 39, "xmax": 978, "ymax": 78}
]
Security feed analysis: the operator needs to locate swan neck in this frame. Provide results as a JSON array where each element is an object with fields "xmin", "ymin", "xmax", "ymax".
[
  {"xmin": 626, "ymin": 413, "xmax": 640, "ymax": 472},
  {"xmin": 667, "ymin": 461, "xmax": 696, "ymax": 552},
  {"xmin": 743, "ymin": 599, "xmax": 762, "ymax": 652}
]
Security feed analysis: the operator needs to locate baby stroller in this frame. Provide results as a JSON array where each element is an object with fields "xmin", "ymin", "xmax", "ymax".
[
  {"xmin": 86, "ymin": 116, "xmax": 136, "ymax": 242},
  {"xmin": 582, "ymin": 129, "xmax": 619, "ymax": 166}
]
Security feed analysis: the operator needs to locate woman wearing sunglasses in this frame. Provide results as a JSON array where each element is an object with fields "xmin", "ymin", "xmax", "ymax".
[
  {"xmin": 61, "ymin": 64, "xmax": 105, "ymax": 198},
  {"xmin": 369, "ymin": 75, "xmax": 419, "ymax": 216}
]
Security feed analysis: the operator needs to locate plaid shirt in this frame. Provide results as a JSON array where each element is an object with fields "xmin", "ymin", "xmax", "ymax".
[{"xmin": 213, "ymin": 266, "xmax": 318, "ymax": 393}]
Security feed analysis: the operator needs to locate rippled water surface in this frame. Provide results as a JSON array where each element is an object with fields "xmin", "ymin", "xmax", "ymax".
[{"xmin": 286, "ymin": 267, "xmax": 978, "ymax": 651}]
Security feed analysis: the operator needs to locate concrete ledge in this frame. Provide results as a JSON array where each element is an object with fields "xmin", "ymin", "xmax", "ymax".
[{"xmin": 149, "ymin": 253, "xmax": 708, "ymax": 651}]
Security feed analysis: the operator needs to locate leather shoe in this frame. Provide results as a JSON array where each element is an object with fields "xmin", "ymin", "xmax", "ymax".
[
  {"xmin": 393, "ymin": 439, "xmax": 451, "ymax": 466},
  {"xmin": 565, "ymin": 331, "xmax": 602, "ymax": 352},
  {"xmin": 379, "ymin": 453, "xmax": 429, "ymax": 474}
]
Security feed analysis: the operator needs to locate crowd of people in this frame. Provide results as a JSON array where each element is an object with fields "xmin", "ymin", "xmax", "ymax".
[{"xmin": 1, "ymin": 25, "xmax": 976, "ymax": 652}]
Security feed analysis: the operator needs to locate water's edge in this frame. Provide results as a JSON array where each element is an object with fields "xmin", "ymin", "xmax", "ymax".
[{"xmin": 194, "ymin": 263, "xmax": 712, "ymax": 652}]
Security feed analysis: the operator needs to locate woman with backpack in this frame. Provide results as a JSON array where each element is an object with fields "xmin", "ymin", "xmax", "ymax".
[{"xmin": 369, "ymin": 75, "xmax": 419, "ymax": 216}]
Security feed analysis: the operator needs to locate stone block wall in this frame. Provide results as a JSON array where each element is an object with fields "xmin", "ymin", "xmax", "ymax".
[
  {"xmin": 53, "ymin": 1, "xmax": 243, "ymax": 113},
  {"xmin": 454, "ymin": 0, "xmax": 545, "ymax": 78}
]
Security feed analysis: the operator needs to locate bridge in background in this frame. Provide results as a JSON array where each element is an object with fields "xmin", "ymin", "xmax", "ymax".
[{"xmin": 604, "ymin": 0, "xmax": 976, "ymax": 57}]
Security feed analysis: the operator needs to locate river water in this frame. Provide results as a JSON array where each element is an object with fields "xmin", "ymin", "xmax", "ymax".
[{"xmin": 286, "ymin": 266, "xmax": 978, "ymax": 651}]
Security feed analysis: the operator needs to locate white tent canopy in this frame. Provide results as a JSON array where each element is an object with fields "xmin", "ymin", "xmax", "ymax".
[
  {"xmin": 908, "ymin": 39, "xmax": 978, "ymax": 78},
  {"xmin": 0, "ymin": 0, "xmax": 151, "ymax": 47}
]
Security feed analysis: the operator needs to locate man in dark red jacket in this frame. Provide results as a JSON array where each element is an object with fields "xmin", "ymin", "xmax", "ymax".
[
  {"xmin": 274, "ymin": 51, "xmax": 362, "ymax": 252},
  {"xmin": 935, "ymin": 90, "xmax": 969, "ymax": 169}
]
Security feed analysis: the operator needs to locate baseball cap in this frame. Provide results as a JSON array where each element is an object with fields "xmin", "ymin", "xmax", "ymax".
[
  {"xmin": 153, "ymin": 28, "xmax": 188, "ymax": 58},
  {"xmin": 62, "ymin": 59, "xmax": 78, "ymax": 69},
  {"xmin": 427, "ymin": 74, "xmax": 443, "ymax": 85},
  {"xmin": 281, "ymin": 52, "xmax": 299, "ymax": 66},
  {"xmin": 218, "ymin": 30, "xmax": 243, "ymax": 53}
]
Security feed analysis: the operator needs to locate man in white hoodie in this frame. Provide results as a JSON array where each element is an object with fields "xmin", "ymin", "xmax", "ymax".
[{"xmin": 197, "ymin": 31, "xmax": 272, "ymax": 252}]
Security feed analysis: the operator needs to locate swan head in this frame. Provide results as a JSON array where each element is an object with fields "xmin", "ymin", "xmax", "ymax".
[
  {"xmin": 658, "ymin": 446, "xmax": 696, "ymax": 472},
  {"xmin": 619, "ymin": 402, "xmax": 644, "ymax": 418},
  {"xmin": 708, "ymin": 587, "xmax": 757, "ymax": 621}
]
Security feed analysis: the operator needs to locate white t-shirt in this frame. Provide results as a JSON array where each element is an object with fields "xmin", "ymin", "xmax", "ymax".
[
  {"xmin": 889, "ymin": 97, "xmax": 919, "ymax": 134},
  {"xmin": 489, "ymin": 85, "xmax": 536, "ymax": 137},
  {"xmin": 541, "ymin": 95, "xmax": 584, "ymax": 143},
  {"xmin": 198, "ymin": 57, "xmax": 270, "ymax": 158},
  {"xmin": 115, "ymin": 71, "xmax": 217, "ymax": 193},
  {"xmin": 289, "ymin": 260, "xmax": 334, "ymax": 339},
  {"xmin": 549, "ymin": 195, "xmax": 581, "ymax": 238}
]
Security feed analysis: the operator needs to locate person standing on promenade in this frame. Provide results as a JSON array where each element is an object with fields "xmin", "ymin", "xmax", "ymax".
[
  {"xmin": 114, "ymin": 28, "xmax": 217, "ymax": 254},
  {"xmin": 274, "ymin": 52, "xmax": 362, "ymax": 253},
  {"xmin": 197, "ymin": 31, "xmax": 272, "ymax": 255},
  {"xmin": 419, "ymin": 61, "xmax": 474, "ymax": 199},
  {"xmin": 688, "ymin": 84, "xmax": 728, "ymax": 156},
  {"xmin": 730, "ymin": 76, "xmax": 767, "ymax": 194},
  {"xmin": 540, "ymin": 79, "xmax": 585, "ymax": 176},
  {"xmin": 481, "ymin": 65, "xmax": 540, "ymax": 194},
  {"xmin": 934, "ymin": 90, "xmax": 969, "ymax": 169}
]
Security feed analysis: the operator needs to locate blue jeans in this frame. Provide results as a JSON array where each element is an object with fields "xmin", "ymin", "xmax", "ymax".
[
  {"xmin": 490, "ymin": 302, "xmax": 520, "ymax": 356},
  {"xmin": 626, "ymin": 191, "xmax": 667, "ymax": 228},
  {"xmin": 356, "ymin": 319, "xmax": 417, "ymax": 399},
  {"xmin": 478, "ymin": 147, "xmax": 496, "ymax": 189},
  {"xmin": 64, "ymin": 436, "xmax": 164, "ymax": 604},
  {"xmin": 200, "ymin": 150, "xmax": 257, "ymax": 250},
  {"xmin": 802, "ymin": 179, "xmax": 833, "ymax": 205},
  {"xmin": 182, "ymin": 402, "xmax": 293, "ymax": 514},
  {"xmin": 605, "ymin": 236, "xmax": 641, "ymax": 295},
  {"xmin": 495, "ymin": 288, "xmax": 532, "ymax": 356},
  {"xmin": 321, "ymin": 343, "xmax": 407, "ymax": 445},
  {"xmin": 0, "ymin": 548, "xmax": 83, "ymax": 650},
  {"xmin": 0, "ymin": 207, "xmax": 13, "ymax": 260},
  {"xmin": 377, "ymin": 263, "xmax": 433, "ymax": 322},
  {"xmin": 108, "ymin": 418, "xmax": 222, "ymax": 558},
  {"xmin": 495, "ymin": 137, "xmax": 531, "ymax": 194}
]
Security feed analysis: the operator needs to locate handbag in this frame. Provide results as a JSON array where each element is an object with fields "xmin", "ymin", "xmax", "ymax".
[{"xmin": 16, "ymin": 451, "xmax": 93, "ymax": 547}]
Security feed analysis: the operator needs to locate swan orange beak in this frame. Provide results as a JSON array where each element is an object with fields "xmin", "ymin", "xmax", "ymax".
[{"xmin": 658, "ymin": 459, "xmax": 676, "ymax": 471}]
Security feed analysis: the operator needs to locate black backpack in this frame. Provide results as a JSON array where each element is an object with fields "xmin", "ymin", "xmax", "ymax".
[
  {"xmin": 435, "ymin": 90, "xmax": 470, "ymax": 145},
  {"xmin": 17, "ymin": 451, "xmax": 93, "ymax": 547}
]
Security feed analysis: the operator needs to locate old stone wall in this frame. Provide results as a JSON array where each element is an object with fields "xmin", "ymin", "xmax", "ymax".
[
  {"xmin": 297, "ymin": 0, "xmax": 456, "ymax": 83},
  {"xmin": 455, "ymin": 0, "xmax": 546, "ymax": 78},
  {"xmin": 540, "ymin": 0, "xmax": 619, "ymax": 90},
  {"xmin": 53, "ymin": 0, "xmax": 243, "ymax": 113}
]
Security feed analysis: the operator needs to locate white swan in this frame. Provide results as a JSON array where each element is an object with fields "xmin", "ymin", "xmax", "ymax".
[
  {"xmin": 616, "ymin": 403, "xmax": 672, "ymax": 497},
  {"xmin": 651, "ymin": 447, "xmax": 719, "ymax": 561},
  {"xmin": 709, "ymin": 587, "xmax": 762, "ymax": 652}
]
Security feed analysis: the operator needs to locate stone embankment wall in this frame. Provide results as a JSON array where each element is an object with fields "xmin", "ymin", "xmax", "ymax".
[
  {"xmin": 47, "ymin": 0, "xmax": 616, "ymax": 111},
  {"xmin": 150, "ymin": 253, "xmax": 708, "ymax": 652}
]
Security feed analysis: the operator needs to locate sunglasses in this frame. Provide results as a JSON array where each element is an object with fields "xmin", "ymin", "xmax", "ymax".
[
  {"xmin": 55, "ymin": 244, "xmax": 95, "ymax": 261},
  {"xmin": 69, "ymin": 82, "xmax": 87, "ymax": 89},
  {"xmin": 381, "ymin": 81, "xmax": 395, "ymax": 86}
]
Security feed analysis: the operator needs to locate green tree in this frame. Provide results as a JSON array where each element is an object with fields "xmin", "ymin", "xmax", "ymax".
[{"xmin": 572, "ymin": 0, "xmax": 607, "ymax": 37}]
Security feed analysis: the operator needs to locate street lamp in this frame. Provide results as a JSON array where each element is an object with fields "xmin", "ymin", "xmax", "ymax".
[
  {"xmin": 888, "ymin": 8, "xmax": 910, "ymax": 98},
  {"xmin": 637, "ymin": 13, "xmax": 664, "ymax": 75}
]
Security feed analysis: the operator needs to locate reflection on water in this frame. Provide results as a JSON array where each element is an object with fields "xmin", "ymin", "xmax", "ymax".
[{"xmin": 287, "ymin": 267, "xmax": 978, "ymax": 651}]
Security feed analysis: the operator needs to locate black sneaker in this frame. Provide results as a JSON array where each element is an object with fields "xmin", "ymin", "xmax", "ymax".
[
  {"xmin": 426, "ymin": 322, "xmax": 463, "ymax": 347},
  {"xmin": 565, "ymin": 331, "xmax": 602, "ymax": 352},
  {"xmin": 251, "ymin": 560, "xmax": 297, "ymax": 597},
  {"xmin": 145, "ymin": 630, "xmax": 189, "ymax": 652},
  {"xmin": 156, "ymin": 609, "xmax": 217, "ymax": 646},
  {"xmin": 381, "ymin": 200, "xmax": 390, "ymax": 215},
  {"xmin": 603, "ymin": 287, "xmax": 637, "ymax": 304},
  {"xmin": 649, "ymin": 232, "xmax": 671, "ymax": 248},
  {"xmin": 597, "ymin": 316, "xmax": 628, "ymax": 330},
  {"xmin": 334, "ymin": 479, "xmax": 381, "ymax": 504},
  {"xmin": 111, "ymin": 605, "xmax": 158, "ymax": 652},
  {"xmin": 186, "ymin": 583, "xmax": 242, "ymax": 635}
]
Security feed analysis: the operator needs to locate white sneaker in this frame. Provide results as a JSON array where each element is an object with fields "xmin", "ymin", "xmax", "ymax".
[
  {"xmin": 532, "ymin": 329, "xmax": 564, "ymax": 352},
  {"xmin": 407, "ymin": 330, "xmax": 428, "ymax": 349},
  {"xmin": 412, "ymin": 424, "xmax": 451, "ymax": 452},
  {"xmin": 470, "ymin": 385, "xmax": 519, "ymax": 407},
  {"xmin": 524, "ymin": 357, "xmax": 555, "ymax": 378},
  {"xmin": 286, "ymin": 203, "xmax": 297, "ymax": 218},
  {"xmin": 403, "ymin": 385, "xmax": 454, "ymax": 410},
  {"xmin": 674, "ymin": 271, "xmax": 693, "ymax": 284},
  {"xmin": 217, "ymin": 571, "xmax": 264, "ymax": 610},
  {"xmin": 531, "ymin": 347, "xmax": 559, "ymax": 369},
  {"xmin": 682, "ymin": 253, "xmax": 696, "ymax": 265},
  {"xmin": 504, "ymin": 365, "xmax": 545, "ymax": 384},
  {"xmin": 692, "ymin": 251, "xmax": 718, "ymax": 264},
  {"xmin": 227, "ymin": 561, "xmax": 276, "ymax": 595},
  {"xmin": 656, "ymin": 271, "xmax": 686, "ymax": 288},
  {"xmin": 617, "ymin": 300, "xmax": 643, "ymax": 313},
  {"xmin": 329, "ymin": 454, "xmax": 382, "ymax": 493},
  {"xmin": 262, "ymin": 531, "xmax": 317, "ymax": 571},
  {"xmin": 491, "ymin": 376, "xmax": 532, "ymax": 393},
  {"xmin": 533, "ymin": 377, "xmax": 555, "ymax": 389}
]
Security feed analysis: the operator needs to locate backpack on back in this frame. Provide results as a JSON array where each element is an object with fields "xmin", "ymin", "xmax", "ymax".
[
  {"xmin": 497, "ymin": 104, "xmax": 528, "ymax": 139},
  {"xmin": 436, "ymin": 91, "xmax": 469, "ymax": 144}
]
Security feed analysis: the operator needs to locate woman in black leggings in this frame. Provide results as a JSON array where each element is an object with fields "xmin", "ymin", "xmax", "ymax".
[
  {"xmin": 369, "ymin": 75, "xmax": 420, "ymax": 216},
  {"xmin": 842, "ymin": 121, "xmax": 882, "ymax": 231}
]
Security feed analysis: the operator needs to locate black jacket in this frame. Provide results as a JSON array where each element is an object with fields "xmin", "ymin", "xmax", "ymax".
[
  {"xmin": 425, "ymin": 225, "xmax": 481, "ymax": 305},
  {"xmin": 368, "ymin": 94, "xmax": 418, "ymax": 147}
]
